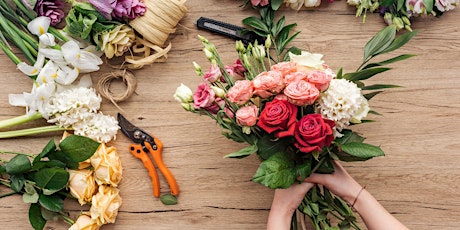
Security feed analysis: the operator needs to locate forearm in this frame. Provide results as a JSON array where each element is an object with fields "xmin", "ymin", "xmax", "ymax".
[
  {"xmin": 266, "ymin": 206, "xmax": 292, "ymax": 230},
  {"xmin": 354, "ymin": 190, "xmax": 409, "ymax": 230}
]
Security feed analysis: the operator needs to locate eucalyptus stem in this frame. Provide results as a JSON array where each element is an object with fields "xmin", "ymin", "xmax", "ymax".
[
  {"xmin": 0, "ymin": 113, "xmax": 43, "ymax": 129},
  {"xmin": 0, "ymin": 191, "xmax": 17, "ymax": 198},
  {"xmin": 0, "ymin": 126, "xmax": 68, "ymax": 138}
]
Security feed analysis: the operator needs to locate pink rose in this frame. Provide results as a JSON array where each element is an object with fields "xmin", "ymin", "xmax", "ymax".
[
  {"xmin": 270, "ymin": 62, "xmax": 297, "ymax": 76},
  {"xmin": 226, "ymin": 80, "xmax": 253, "ymax": 105},
  {"xmin": 284, "ymin": 80, "xmax": 319, "ymax": 106},
  {"xmin": 193, "ymin": 82, "xmax": 215, "ymax": 109},
  {"xmin": 307, "ymin": 70, "xmax": 332, "ymax": 92},
  {"xmin": 253, "ymin": 70, "xmax": 284, "ymax": 98},
  {"xmin": 251, "ymin": 0, "xmax": 269, "ymax": 6},
  {"xmin": 284, "ymin": 71, "xmax": 307, "ymax": 85},
  {"xmin": 294, "ymin": 114, "xmax": 335, "ymax": 153},
  {"xmin": 257, "ymin": 99, "xmax": 298, "ymax": 138},
  {"xmin": 236, "ymin": 105, "xmax": 259, "ymax": 127},
  {"xmin": 203, "ymin": 65, "xmax": 221, "ymax": 83}
]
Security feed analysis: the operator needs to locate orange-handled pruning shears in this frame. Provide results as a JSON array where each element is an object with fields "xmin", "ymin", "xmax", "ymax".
[{"xmin": 118, "ymin": 113, "xmax": 179, "ymax": 198}]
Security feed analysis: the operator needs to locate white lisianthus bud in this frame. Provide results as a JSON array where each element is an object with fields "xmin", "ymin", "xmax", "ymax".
[
  {"xmin": 347, "ymin": 0, "xmax": 360, "ymax": 6},
  {"xmin": 174, "ymin": 83, "xmax": 193, "ymax": 103},
  {"xmin": 181, "ymin": 103, "xmax": 194, "ymax": 111},
  {"xmin": 193, "ymin": 62, "xmax": 203, "ymax": 76},
  {"xmin": 252, "ymin": 45, "xmax": 266, "ymax": 59},
  {"xmin": 235, "ymin": 40, "xmax": 246, "ymax": 52},
  {"xmin": 265, "ymin": 35, "xmax": 272, "ymax": 49},
  {"xmin": 203, "ymin": 48, "xmax": 213, "ymax": 60},
  {"xmin": 210, "ymin": 85, "xmax": 226, "ymax": 98}
]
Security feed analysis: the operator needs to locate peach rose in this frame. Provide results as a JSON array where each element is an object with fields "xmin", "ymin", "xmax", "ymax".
[
  {"xmin": 226, "ymin": 80, "xmax": 253, "ymax": 105},
  {"xmin": 253, "ymin": 70, "xmax": 284, "ymax": 98},
  {"xmin": 236, "ymin": 105, "xmax": 259, "ymax": 127},
  {"xmin": 69, "ymin": 213, "xmax": 100, "ymax": 230},
  {"xmin": 90, "ymin": 186, "xmax": 122, "ymax": 225},
  {"xmin": 307, "ymin": 70, "xmax": 332, "ymax": 92},
  {"xmin": 270, "ymin": 61, "xmax": 297, "ymax": 76},
  {"xmin": 90, "ymin": 143, "xmax": 123, "ymax": 187},
  {"xmin": 284, "ymin": 80, "xmax": 319, "ymax": 106},
  {"xmin": 68, "ymin": 169, "xmax": 98, "ymax": 205},
  {"xmin": 284, "ymin": 71, "xmax": 307, "ymax": 85}
]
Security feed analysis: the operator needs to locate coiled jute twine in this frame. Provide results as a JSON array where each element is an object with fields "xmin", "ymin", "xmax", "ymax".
[
  {"xmin": 97, "ymin": 70, "xmax": 137, "ymax": 112},
  {"xmin": 125, "ymin": 0, "xmax": 188, "ymax": 69},
  {"xmin": 98, "ymin": 0, "xmax": 187, "ymax": 108}
]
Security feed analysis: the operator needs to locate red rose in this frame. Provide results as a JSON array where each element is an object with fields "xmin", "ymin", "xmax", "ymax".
[
  {"xmin": 294, "ymin": 114, "xmax": 335, "ymax": 153},
  {"xmin": 257, "ymin": 99, "xmax": 298, "ymax": 138}
]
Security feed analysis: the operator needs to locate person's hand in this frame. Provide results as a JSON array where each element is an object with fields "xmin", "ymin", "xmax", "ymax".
[
  {"xmin": 267, "ymin": 182, "xmax": 314, "ymax": 230},
  {"xmin": 305, "ymin": 161, "xmax": 362, "ymax": 205}
]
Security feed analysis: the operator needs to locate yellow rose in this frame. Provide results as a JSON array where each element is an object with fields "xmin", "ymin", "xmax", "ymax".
[
  {"xmin": 69, "ymin": 213, "xmax": 100, "ymax": 230},
  {"xmin": 90, "ymin": 143, "xmax": 123, "ymax": 187},
  {"xmin": 289, "ymin": 51, "xmax": 325, "ymax": 72},
  {"xmin": 90, "ymin": 186, "xmax": 122, "ymax": 225},
  {"xmin": 96, "ymin": 24, "xmax": 135, "ymax": 58},
  {"xmin": 68, "ymin": 169, "xmax": 98, "ymax": 205}
]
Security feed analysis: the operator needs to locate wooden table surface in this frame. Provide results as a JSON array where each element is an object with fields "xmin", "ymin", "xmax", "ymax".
[{"xmin": 1, "ymin": 0, "xmax": 460, "ymax": 229}]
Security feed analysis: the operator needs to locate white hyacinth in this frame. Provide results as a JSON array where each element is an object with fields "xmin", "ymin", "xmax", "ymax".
[
  {"xmin": 72, "ymin": 112, "xmax": 119, "ymax": 143},
  {"xmin": 317, "ymin": 79, "xmax": 364, "ymax": 137},
  {"xmin": 43, "ymin": 87, "xmax": 102, "ymax": 127}
]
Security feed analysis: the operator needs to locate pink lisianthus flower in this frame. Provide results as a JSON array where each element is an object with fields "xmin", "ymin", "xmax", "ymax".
[
  {"xmin": 231, "ymin": 59, "xmax": 247, "ymax": 77},
  {"xmin": 193, "ymin": 82, "xmax": 215, "ymax": 109},
  {"xmin": 251, "ymin": 0, "xmax": 269, "ymax": 6},
  {"xmin": 203, "ymin": 65, "xmax": 222, "ymax": 83}
]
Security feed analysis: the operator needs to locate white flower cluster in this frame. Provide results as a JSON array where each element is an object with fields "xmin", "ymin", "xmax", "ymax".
[
  {"xmin": 72, "ymin": 113, "xmax": 120, "ymax": 143},
  {"xmin": 317, "ymin": 79, "xmax": 369, "ymax": 137},
  {"xmin": 284, "ymin": 0, "xmax": 321, "ymax": 10}
]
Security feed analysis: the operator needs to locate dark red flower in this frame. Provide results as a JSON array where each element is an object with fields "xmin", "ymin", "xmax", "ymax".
[
  {"xmin": 257, "ymin": 99, "xmax": 298, "ymax": 138},
  {"xmin": 294, "ymin": 114, "xmax": 335, "ymax": 153}
]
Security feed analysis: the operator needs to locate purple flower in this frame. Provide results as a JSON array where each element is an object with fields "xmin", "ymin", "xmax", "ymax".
[
  {"xmin": 88, "ymin": 0, "xmax": 117, "ymax": 20},
  {"xmin": 112, "ymin": 0, "xmax": 146, "ymax": 20},
  {"xmin": 34, "ymin": 0, "xmax": 65, "ymax": 26}
]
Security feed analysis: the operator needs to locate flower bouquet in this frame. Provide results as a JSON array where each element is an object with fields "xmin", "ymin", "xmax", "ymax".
[{"xmin": 175, "ymin": 25, "xmax": 416, "ymax": 229}]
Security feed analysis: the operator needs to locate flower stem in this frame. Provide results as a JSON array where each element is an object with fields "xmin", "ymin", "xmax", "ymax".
[
  {"xmin": 0, "ymin": 150, "xmax": 35, "ymax": 158},
  {"xmin": 0, "ymin": 113, "xmax": 43, "ymax": 129},
  {"xmin": 0, "ymin": 191, "xmax": 17, "ymax": 198},
  {"xmin": 12, "ymin": 0, "xmax": 37, "ymax": 20},
  {"xmin": 0, "ymin": 126, "xmax": 69, "ymax": 138},
  {"xmin": 0, "ymin": 39, "xmax": 21, "ymax": 64},
  {"xmin": 59, "ymin": 212, "xmax": 75, "ymax": 225}
]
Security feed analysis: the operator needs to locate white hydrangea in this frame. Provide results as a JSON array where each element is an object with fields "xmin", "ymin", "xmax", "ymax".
[
  {"xmin": 317, "ymin": 79, "xmax": 363, "ymax": 137},
  {"xmin": 43, "ymin": 87, "xmax": 102, "ymax": 127},
  {"xmin": 73, "ymin": 112, "xmax": 119, "ymax": 143}
]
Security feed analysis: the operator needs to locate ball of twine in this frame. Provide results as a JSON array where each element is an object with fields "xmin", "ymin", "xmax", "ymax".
[{"xmin": 96, "ymin": 70, "xmax": 137, "ymax": 111}]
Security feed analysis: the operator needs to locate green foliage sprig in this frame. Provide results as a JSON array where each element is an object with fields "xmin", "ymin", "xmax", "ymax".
[{"xmin": 0, "ymin": 135, "xmax": 100, "ymax": 229}]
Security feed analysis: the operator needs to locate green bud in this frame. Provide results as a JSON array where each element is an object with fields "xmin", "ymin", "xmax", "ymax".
[
  {"xmin": 242, "ymin": 126, "xmax": 251, "ymax": 135},
  {"xmin": 370, "ymin": 2, "xmax": 379, "ymax": 11},
  {"xmin": 252, "ymin": 45, "xmax": 266, "ymax": 59},
  {"xmin": 197, "ymin": 35, "xmax": 209, "ymax": 43},
  {"xmin": 192, "ymin": 62, "xmax": 202, "ymax": 75},
  {"xmin": 265, "ymin": 35, "xmax": 272, "ymax": 49},
  {"xmin": 404, "ymin": 25, "xmax": 413, "ymax": 32},
  {"xmin": 235, "ymin": 40, "xmax": 245, "ymax": 52},
  {"xmin": 383, "ymin": 12, "xmax": 393, "ymax": 25},
  {"xmin": 181, "ymin": 103, "xmax": 194, "ymax": 111},
  {"xmin": 402, "ymin": 16, "xmax": 411, "ymax": 26},
  {"xmin": 392, "ymin": 17, "xmax": 404, "ymax": 30},
  {"xmin": 210, "ymin": 85, "xmax": 226, "ymax": 98},
  {"xmin": 242, "ymin": 54, "xmax": 251, "ymax": 67},
  {"xmin": 203, "ymin": 48, "xmax": 213, "ymax": 60}
]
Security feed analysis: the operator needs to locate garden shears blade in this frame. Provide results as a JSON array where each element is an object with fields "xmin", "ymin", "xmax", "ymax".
[{"xmin": 117, "ymin": 113, "xmax": 179, "ymax": 198}]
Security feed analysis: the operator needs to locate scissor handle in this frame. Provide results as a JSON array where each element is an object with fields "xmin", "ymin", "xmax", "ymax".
[
  {"xmin": 144, "ymin": 141, "xmax": 180, "ymax": 196},
  {"xmin": 129, "ymin": 144, "xmax": 161, "ymax": 197}
]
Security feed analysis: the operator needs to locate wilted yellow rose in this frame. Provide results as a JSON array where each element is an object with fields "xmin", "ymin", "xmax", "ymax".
[
  {"xmin": 90, "ymin": 186, "xmax": 122, "ymax": 225},
  {"xmin": 68, "ymin": 169, "xmax": 98, "ymax": 205},
  {"xmin": 90, "ymin": 143, "xmax": 123, "ymax": 187},
  {"xmin": 96, "ymin": 24, "xmax": 135, "ymax": 58},
  {"xmin": 69, "ymin": 213, "xmax": 100, "ymax": 230}
]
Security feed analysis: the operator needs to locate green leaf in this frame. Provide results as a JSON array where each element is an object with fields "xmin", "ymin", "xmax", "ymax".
[
  {"xmin": 47, "ymin": 150, "xmax": 79, "ymax": 169},
  {"xmin": 423, "ymin": 0, "xmax": 433, "ymax": 13},
  {"xmin": 160, "ymin": 194, "xmax": 178, "ymax": 205},
  {"xmin": 271, "ymin": 16, "xmax": 285, "ymax": 37},
  {"xmin": 242, "ymin": 17, "xmax": 269, "ymax": 33},
  {"xmin": 256, "ymin": 135, "xmax": 288, "ymax": 160},
  {"xmin": 10, "ymin": 174, "xmax": 25, "ymax": 192},
  {"xmin": 34, "ymin": 168, "xmax": 69, "ymax": 191},
  {"xmin": 29, "ymin": 203, "xmax": 46, "ymax": 230},
  {"xmin": 33, "ymin": 139, "xmax": 56, "ymax": 164},
  {"xmin": 361, "ymin": 84, "xmax": 401, "ymax": 90},
  {"xmin": 336, "ymin": 67, "xmax": 343, "ymax": 79},
  {"xmin": 40, "ymin": 208, "xmax": 60, "ymax": 221},
  {"xmin": 59, "ymin": 135, "xmax": 100, "ymax": 163},
  {"xmin": 378, "ymin": 31, "xmax": 418, "ymax": 55},
  {"xmin": 5, "ymin": 154, "xmax": 32, "ymax": 175},
  {"xmin": 335, "ymin": 130, "xmax": 365, "ymax": 145},
  {"xmin": 23, "ymin": 192, "xmax": 39, "ymax": 204},
  {"xmin": 224, "ymin": 145, "xmax": 257, "ymax": 158},
  {"xmin": 32, "ymin": 160, "xmax": 67, "ymax": 171},
  {"xmin": 340, "ymin": 142, "xmax": 385, "ymax": 159},
  {"xmin": 363, "ymin": 26, "xmax": 396, "ymax": 62},
  {"xmin": 315, "ymin": 157, "xmax": 335, "ymax": 174},
  {"xmin": 363, "ymin": 54, "xmax": 416, "ymax": 69},
  {"xmin": 271, "ymin": 0, "xmax": 284, "ymax": 10},
  {"xmin": 296, "ymin": 160, "xmax": 312, "ymax": 181},
  {"xmin": 252, "ymin": 152, "xmax": 296, "ymax": 189},
  {"xmin": 397, "ymin": 0, "xmax": 405, "ymax": 10},
  {"xmin": 38, "ymin": 194, "xmax": 64, "ymax": 212},
  {"xmin": 363, "ymin": 91, "xmax": 383, "ymax": 100},
  {"xmin": 343, "ymin": 67, "xmax": 391, "ymax": 82}
]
